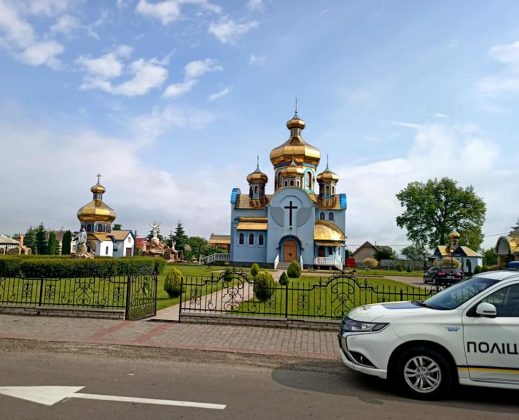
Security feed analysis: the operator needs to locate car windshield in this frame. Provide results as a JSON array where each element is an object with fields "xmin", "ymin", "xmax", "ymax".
[{"xmin": 422, "ymin": 276, "xmax": 500, "ymax": 310}]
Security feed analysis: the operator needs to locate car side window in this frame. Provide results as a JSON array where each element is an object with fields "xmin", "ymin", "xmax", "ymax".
[{"xmin": 482, "ymin": 284, "xmax": 519, "ymax": 317}]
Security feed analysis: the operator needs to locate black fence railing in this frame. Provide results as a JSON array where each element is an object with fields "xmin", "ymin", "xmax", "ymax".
[
  {"xmin": 180, "ymin": 270, "xmax": 442, "ymax": 320},
  {"xmin": 0, "ymin": 271, "xmax": 157, "ymax": 320}
]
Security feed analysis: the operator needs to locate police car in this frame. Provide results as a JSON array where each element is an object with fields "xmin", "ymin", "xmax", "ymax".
[{"xmin": 338, "ymin": 270, "xmax": 519, "ymax": 399}]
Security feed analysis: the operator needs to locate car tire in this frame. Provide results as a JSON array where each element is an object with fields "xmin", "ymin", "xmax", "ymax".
[{"xmin": 391, "ymin": 346, "xmax": 453, "ymax": 400}]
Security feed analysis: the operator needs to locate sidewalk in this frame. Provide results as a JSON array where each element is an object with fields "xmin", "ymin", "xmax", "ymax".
[{"xmin": 0, "ymin": 314, "xmax": 340, "ymax": 361}]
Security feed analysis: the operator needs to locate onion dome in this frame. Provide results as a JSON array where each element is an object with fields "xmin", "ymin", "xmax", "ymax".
[
  {"xmin": 280, "ymin": 158, "xmax": 305, "ymax": 177},
  {"xmin": 448, "ymin": 230, "xmax": 460, "ymax": 239},
  {"xmin": 77, "ymin": 176, "xmax": 116, "ymax": 223},
  {"xmin": 317, "ymin": 165, "xmax": 339, "ymax": 183},
  {"xmin": 270, "ymin": 112, "xmax": 320, "ymax": 167},
  {"xmin": 247, "ymin": 162, "xmax": 268, "ymax": 184}
]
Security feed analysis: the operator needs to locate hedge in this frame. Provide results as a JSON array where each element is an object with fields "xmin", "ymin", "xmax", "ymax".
[{"xmin": 0, "ymin": 256, "xmax": 166, "ymax": 278}]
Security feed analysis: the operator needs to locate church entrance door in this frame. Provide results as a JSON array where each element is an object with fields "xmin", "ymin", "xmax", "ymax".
[{"xmin": 283, "ymin": 239, "xmax": 297, "ymax": 262}]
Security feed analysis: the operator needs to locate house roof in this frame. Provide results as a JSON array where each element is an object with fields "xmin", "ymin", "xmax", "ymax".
[
  {"xmin": 209, "ymin": 234, "xmax": 231, "ymax": 244},
  {"xmin": 110, "ymin": 230, "xmax": 132, "ymax": 241},
  {"xmin": 0, "ymin": 234, "xmax": 19, "ymax": 245},
  {"xmin": 435, "ymin": 245, "xmax": 482, "ymax": 258}
]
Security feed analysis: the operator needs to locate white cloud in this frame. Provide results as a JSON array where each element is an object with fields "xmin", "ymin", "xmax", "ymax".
[
  {"xmin": 76, "ymin": 52, "xmax": 126, "ymax": 79},
  {"xmin": 207, "ymin": 86, "xmax": 230, "ymax": 101},
  {"xmin": 163, "ymin": 58, "xmax": 222, "ymax": 98},
  {"xmin": 340, "ymin": 122, "xmax": 509, "ymax": 251},
  {"xmin": 50, "ymin": 14, "xmax": 80, "ymax": 36},
  {"xmin": 477, "ymin": 40, "xmax": 519, "ymax": 98},
  {"xmin": 248, "ymin": 53, "xmax": 264, "ymax": 65},
  {"xmin": 247, "ymin": 0, "xmax": 264, "ymax": 12},
  {"xmin": 184, "ymin": 58, "xmax": 222, "ymax": 79},
  {"xmin": 0, "ymin": 0, "xmax": 64, "ymax": 68},
  {"xmin": 21, "ymin": 0, "xmax": 74, "ymax": 17},
  {"xmin": 18, "ymin": 40, "xmax": 63, "ymax": 67},
  {"xmin": 208, "ymin": 16, "xmax": 258, "ymax": 44},
  {"xmin": 136, "ymin": 0, "xmax": 221, "ymax": 25},
  {"xmin": 163, "ymin": 79, "xmax": 197, "ymax": 98},
  {"xmin": 0, "ymin": 113, "xmax": 228, "ymax": 239},
  {"xmin": 489, "ymin": 40, "xmax": 519, "ymax": 66},
  {"xmin": 433, "ymin": 112, "xmax": 449, "ymax": 119}
]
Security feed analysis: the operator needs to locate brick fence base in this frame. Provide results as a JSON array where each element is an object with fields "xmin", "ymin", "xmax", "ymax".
[{"xmin": 0, "ymin": 305, "xmax": 125, "ymax": 320}]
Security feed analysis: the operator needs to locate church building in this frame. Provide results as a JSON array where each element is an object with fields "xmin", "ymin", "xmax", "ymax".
[
  {"xmin": 72, "ymin": 176, "xmax": 135, "ymax": 257},
  {"xmin": 230, "ymin": 111, "xmax": 347, "ymax": 269}
]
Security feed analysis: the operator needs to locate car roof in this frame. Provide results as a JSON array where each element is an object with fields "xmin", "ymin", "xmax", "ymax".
[{"xmin": 473, "ymin": 270, "xmax": 519, "ymax": 281}]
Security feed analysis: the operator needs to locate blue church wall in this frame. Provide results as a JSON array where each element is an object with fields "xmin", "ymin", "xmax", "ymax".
[{"xmin": 231, "ymin": 230, "xmax": 267, "ymax": 264}]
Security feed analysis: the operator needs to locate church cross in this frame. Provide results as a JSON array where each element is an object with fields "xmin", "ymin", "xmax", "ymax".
[
  {"xmin": 97, "ymin": 173, "xmax": 102, "ymax": 183},
  {"xmin": 284, "ymin": 201, "xmax": 298, "ymax": 226}
]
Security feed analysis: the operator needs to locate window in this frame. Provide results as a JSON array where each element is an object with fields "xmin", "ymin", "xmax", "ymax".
[
  {"xmin": 97, "ymin": 224, "xmax": 103, "ymax": 232},
  {"xmin": 306, "ymin": 172, "xmax": 312, "ymax": 189},
  {"xmin": 290, "ymin": 180, "xmax": 294, "ymax": 186},
  {"xmin": 332, "ymin": 186, "xmax": 335, "ymax": 194},
  {"xmin": 105, "ymin": 246, "xmax": 109, "ymax": 255},
  {"xmin": 249, "ymin": 233, "xmax": 254, "ymax": 245},
  {"xmin": 254, "ymin": 186, "xmax": 259, "ymax": 194},
  {"xmin": 259, "ymin": 234, "xmax": 264, "ymax": 246},
  {"xmin": 481, "ymin": 284, "xmax": 519, "ymax": 317},
  {"xmin": 86, "ymin": 224, "xmax": 92, "ymax": 232},
  {"xmin": 296, "ymin": 180, "xmax": 300, "ymax": 187},
  {"xmin": 239, "ymin": 233, "xmax": 244, "ymax": 245},
  {"xmin": 319, "ymin": 212, "xmax": 325, "ymax": 220},
  {"xmin": 328, "ymin": 212, "xmax": 334, "ymax": 221},
  {"xmin": 325, "ymin": 185, "xmax": 330, "ymax": 194},
  {"xmin": 328, "ymin": 247, "xmax": 333, "ymax": 255}
]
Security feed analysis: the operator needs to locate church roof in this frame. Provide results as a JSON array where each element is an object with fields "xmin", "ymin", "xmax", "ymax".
[
  {"xmin": 314, "ymin": 220, "xmax": 345, "ymax": 242},
  {"xmin": 209, "ymin": 234, "xmax": 231, "ymax": 245},
  {"xmin": 235, "ymin": 194, "xmax": 272, "ymax": 209},
  {"xmin": 435, "ymin": 245, "xmax": 482, "ymax": 258},
  {"xmin": 237, "ymin": 217, "xmax": 268, "ymax": 231},
  {"xmin": 111, "ymin": 230, "xmax": 133, "ymax": 241},
  {"xmin": 316, "ymin": 195, "xmax": 342, "ymax": 210}
]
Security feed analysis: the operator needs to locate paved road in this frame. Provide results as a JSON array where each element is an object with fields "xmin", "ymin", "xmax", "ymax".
[{"xmin": 1, "ymin": 340, "xmax": 518, "ymax": 420}]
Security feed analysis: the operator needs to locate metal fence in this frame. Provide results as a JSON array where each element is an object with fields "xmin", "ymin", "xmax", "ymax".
[
  {"xmin": 179, "ymin": 269, "xmax": 442, "ymax": 320},
  {"xmin": 0, "ymin": 271, "xmax": 157, "ymax": 320}
]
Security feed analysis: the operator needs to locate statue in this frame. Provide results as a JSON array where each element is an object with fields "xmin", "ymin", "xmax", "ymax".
[
  {"xmin": 140, "ymin": 221, "xmax": 180, "ymax": 262},
  {"xmin": 150, "ymin": 222, "xmax": 160, "ymax": 239},
  {"xmin": 71, "ymin": 228, "xmax": 94, "ymax": 259}
]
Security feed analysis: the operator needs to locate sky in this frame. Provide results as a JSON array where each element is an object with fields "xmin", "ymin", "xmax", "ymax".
[{"xmin": 1, "ymin": 0, "xmax": 519, "ymax": 253}]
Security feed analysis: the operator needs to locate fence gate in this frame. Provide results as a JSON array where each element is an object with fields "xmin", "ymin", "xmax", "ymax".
[{"xmin": 125, "ymin": 271, "xmax": 157, "ymax": 320}]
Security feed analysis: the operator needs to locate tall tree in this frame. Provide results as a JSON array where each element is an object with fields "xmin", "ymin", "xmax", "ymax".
[
  {"xmin": 47, "ymin": 232, "xmax": 57, "ymax": 255},
  {"xmin": 186, "ymin": 236, "xmax": 209, "ymax": 260},
  {"xmin": 373, "ymin": 247, "xmax": 395, "ymax": 261},
  {"xmin": 34, "ymin": 223, "xmax": 48, "ymax": 255},
  {"xmin": 396, "ymin": 178, "xmax": 486, "ymax": 250},
  {"xmin": 113, "ymin": 224, "xmax": 122, "ymax": 231},
  {"xmin": 172, "ymin": 222, "xmax": 188, "ymax": 253},
  {"xmin": 24, "ymin": 226, "xmax": 37, "ymax": 254},
  {"xmin": 62, "ymin": 230, "xmax": 72, "ymax": 255},
  {"xmin": 401, "ymin": 244, "xmax": 427, "ymax": 261},
  {"xmin": 483, "ymin": 248, "xmax": 498, "ymax": 266}
]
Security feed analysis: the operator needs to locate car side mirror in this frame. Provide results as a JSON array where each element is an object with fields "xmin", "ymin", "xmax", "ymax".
[{"xmin": 475, "ymin": 302, "xmax": 497, "ymax": 317}]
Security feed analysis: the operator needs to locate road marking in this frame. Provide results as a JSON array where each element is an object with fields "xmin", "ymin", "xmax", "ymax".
[{"xmin": 0, "ymin": 386, "xmax": 226, "ymax": 410}]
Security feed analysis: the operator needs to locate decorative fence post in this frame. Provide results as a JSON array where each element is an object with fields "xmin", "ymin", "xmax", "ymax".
[
  {"xmin": 125, "ymin": 274, "xmax": 132, "ymax": 320},
  {"xmin": 38, "ymin": 276, "xmax": 44, "ymax": 307},
  {"xmin": 285, "ymin": 281, "xmax": 289, "ymax": 319},
  {"xmin": 178, "ymin": 276, "xmax": 184, "ymax": 321}
]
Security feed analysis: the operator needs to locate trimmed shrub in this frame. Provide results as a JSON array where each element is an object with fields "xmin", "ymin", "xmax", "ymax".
[
  {"xmin": 164, "ymin": 267, "xmax": 183, "ymax": 298},
  {"xmin": 250, "ymin": 263, "xmax": 260, "ymax": 277},
  {"xmin": 223, "ymin": 267, "xmax": 233, "ymax": 282},
  {"xmin": 253, "ymin": 271, "xmax": 275, "ymax": 302},
  {"xmin": 406, "ymin": 265, "xmax": 412, "ymax": 272},
  {"xmin": 474, "ymin": 265, "xmax": 482, "ymax": 274},
  {"xmin": 279, "ymin": 271, "xmax": 289, "ymax": 286},
  {"xmin": 363, "ymin": 258, "xmax": 378, "ymax": 269},
  {"xmin": 287, "ymin": 261, "xmax": 301, "ymax": 278},
  {"xmin": 0, "ymin": 256, "xmax": 164, "ymax": 278}
]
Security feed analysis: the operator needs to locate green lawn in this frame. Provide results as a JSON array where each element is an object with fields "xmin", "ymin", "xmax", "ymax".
[{"xmin": 304, "ymin": 268, "xmax": 425, "ymax": 278}]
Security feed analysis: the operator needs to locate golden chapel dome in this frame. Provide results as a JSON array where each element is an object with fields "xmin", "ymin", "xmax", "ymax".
[
  {"xmin": 280, "ymin": 159, "xmax": 305, "ymax": 177},
  {"xmin": 317, "ymin": 165, "xmax": 339, "ymax": 183},
  {"xmin": 270, "ymin": 113, "xmax": 321, "ymax": 167},
  {"xmin": 77, "ymin": 178, "xmax": 116, "ymax": 223},
  {"xmin": 448, "ymin": 230, "xmax": 460, "ymax": 239},
  {"xmin": 247, "ymin": 162, "xmax": 268, "ymax": 184}
]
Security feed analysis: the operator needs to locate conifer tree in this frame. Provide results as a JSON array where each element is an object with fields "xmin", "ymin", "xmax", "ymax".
[
  {"xmin": 35, "ymin": 223, "xmax": 48, "ymax": 255},
  {"xmin": 62, "ymin": 230, "xmax": 72, "ymax": 255},
  {"xmin": 47, "ymin": 232, "xmax": 57, "ymax": 255},
  {"xmin": 24, "ymin": 226, "xmax": 37, "ymax": 254},
  {"xmin": 172, "ymin": 222, "xmax": 188, "ymax": 253}
]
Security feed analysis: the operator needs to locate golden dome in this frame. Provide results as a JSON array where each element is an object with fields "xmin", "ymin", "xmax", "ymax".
[
  {"xmin": 247, "ymin": 164, "xmax": 268, "ymax": 184},
  {"xmin": 90, "ymin": 182, "xmax": 106, "ymax": 194},
  {"xmin": 317, "ymin": 166, "xmax": 339, "ymax": 183},
  {"xmin": 77, "ymin": 201, "xmax": 116, "ymax": 223},
  {"xmin": 270, "ymin": 113, "xmax": 320, "ymax": 167},
  {"xmin": 280, "ymin": 160, "xmax": 305, "ymax": 177},
  {"xmin": 448, "ymin": 230, "xmax": 460, "ymax": 239},
  {"xmin": 314, "ymin": 220, "xmax": 345, "ymax": 241}
]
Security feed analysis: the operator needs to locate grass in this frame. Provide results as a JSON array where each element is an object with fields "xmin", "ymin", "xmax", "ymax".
[{"xmin": 306, "ymin": 268, "xmax": 425, "ymax": 277}]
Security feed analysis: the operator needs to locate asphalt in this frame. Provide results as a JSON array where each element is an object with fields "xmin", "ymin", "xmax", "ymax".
[{"xmin": 0, "ymin": 314, "xmax": 340, "ymax": 362}]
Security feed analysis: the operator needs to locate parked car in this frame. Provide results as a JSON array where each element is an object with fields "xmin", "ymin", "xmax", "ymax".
[
  {"xmin": 423, "ymin": 266, "xmax": 463, "ymax": 285},
  {"xmin": 338, "ymin": 270, "xmax": 519, "ymax": 400}
]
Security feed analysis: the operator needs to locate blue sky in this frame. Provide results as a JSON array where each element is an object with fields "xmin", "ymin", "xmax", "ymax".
[{"xmin": 1, "ymin": 0, "xmax": 519, "ymax": 252}]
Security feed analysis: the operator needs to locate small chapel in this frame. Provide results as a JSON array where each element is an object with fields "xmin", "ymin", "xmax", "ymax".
[
  {"xmin": 229, "ymin": 111, "xmax": 347, "ymax": 269},
  {"xmin": 72, "ymin": 175, "xmax": 135, "ymax": 257}
]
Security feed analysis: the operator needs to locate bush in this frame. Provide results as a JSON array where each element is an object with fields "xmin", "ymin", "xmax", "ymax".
[
  {"xmin": 363, "ymin": 258, "xmax": 378, "ymax": 269},
  {"xmin": 406, "ymin": 265, "xmax": 412, "ymax": 272},
  {"xmin": 223, "ymin": 267, "xmax": 233, "ymax": 282},
  {"xmin": 164, "ymin": 267, "xmax": 183, "ymax": 298},
  {"xmin": 253, "ymin": 271, "xmax": 275, "ymax": 302},
  {"xmin": 0, "ymin": 256, "xmax": 164, "ymax": 278},
  {"xmin": 474, "ymin": 265, "xmax": 482, "ymax": 274},
  {"xmin": 279, "ymin": 271, "xmax": 289, "ymax": 286},
  {"xmin": 396, "ymin": 264, "xmax": 403, "ymax": 272},
  {"xmin": 250, "ymin": 263, "xmax": 260, "ymax": 277},
  {"xmin": 287, "ymin": 261, "xmax": 301, "ymax": 278}
]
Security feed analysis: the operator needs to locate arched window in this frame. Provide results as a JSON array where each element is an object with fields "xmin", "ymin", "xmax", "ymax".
[
  {"xmin": 259, "ymin": 234, "xmax": 264, "ymax": 246},
  {"xmin": 105, "ymin": 246, "xmax": 109, "ymax": 255},
  {"xmin": 86, "ymin": 224, "xmax": 92, "ymax": 232},
  {"xmin": 306, "ymin": 172, "xmax": 312, "ymax": 189},
  {"xmin": 290, "ymin": 180, "xmax": 294, "ymax": 186},
  {"xmin": 97, "ymin": 224, "xmax": 103, "ymax": 232},
  {"xmin": 254, "ymin": 186, "xmax": 259, "ymax": 194},
  {"xmin": 277, "ymin": 172, "xmax": 282, "ymax": 188},
  {"xmin": 329, "ymin": 212, "xmax": 334, "ymax": 221},
  {"xmin": 332, "ymin": 186, "xmax": 335, "ymax": 195},
  {"xmin": 249, "ymin": 233, "xmax": 254, "ymax": 245},
  {"xmin": 296, "ymin": 180, "xmax": 300, "ymax": 187},
  {"xmin": 284, "ymin": 180, "xmax": 288, "ymax": 186},
  {"xmin": 325, "ymin": 185, "xmax": 330, "ymax": 194},
  {"xmin": 239, "ymin": 233, "xmax": 244, "ymax": 245},
  {"xmin": 319, "ymin": 212, "xmax": 325, "ymax": 220}
]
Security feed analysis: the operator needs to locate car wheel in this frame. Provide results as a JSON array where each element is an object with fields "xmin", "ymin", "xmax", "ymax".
[{"xmin": 392, "ymin": 346, "xmax": 453, "ymax": 400}]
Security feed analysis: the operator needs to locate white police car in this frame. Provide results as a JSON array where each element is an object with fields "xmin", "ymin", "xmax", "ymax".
[{"xmin": 338, "ymin": 270, "xmax": 519, "ymax": 399}]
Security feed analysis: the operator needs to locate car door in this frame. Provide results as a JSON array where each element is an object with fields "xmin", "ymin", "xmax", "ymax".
[{"xmin": 462, "ymin": 283, "xmax": 519, "ymax": 384}]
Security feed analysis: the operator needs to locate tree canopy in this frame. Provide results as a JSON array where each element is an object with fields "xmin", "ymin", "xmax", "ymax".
[
  {"xmin": 396, "ymin": 177, "xmax": 486, "ymax": 250},
  {"xmin": 401, "ymin": 244, "xmax": 427, "ymax": 261}
]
